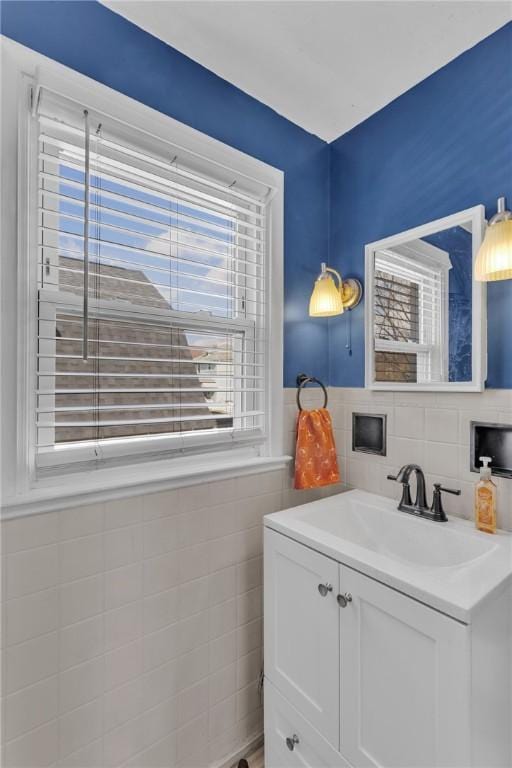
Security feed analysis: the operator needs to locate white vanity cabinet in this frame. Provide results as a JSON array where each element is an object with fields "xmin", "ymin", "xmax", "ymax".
[{"xmin": 264, "ymin": 526, "xmax": 511, "ymax": 768}]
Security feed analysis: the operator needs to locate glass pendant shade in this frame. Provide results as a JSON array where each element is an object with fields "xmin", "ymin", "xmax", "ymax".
[
  {"xmin": 475, "ymin": 219, "xmax": 512, "ymax": 281},
  {"xmin": 475, "ymin": 197, "xmax": 512, "ymax": 281},
  {"xmin": 309, "ymin": 273, "xmax": 344, "ymax": 316}
]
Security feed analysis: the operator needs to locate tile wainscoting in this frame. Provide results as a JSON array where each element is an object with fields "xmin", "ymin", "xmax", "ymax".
[
  {"xmin": 1, "ymin": 476, "xmax": 278, "ymax": 768},
  {"xmin": 323, "ymin": 387, "xmax": 512, "ymax": 532},
  {"xmin": 0, "ymin": 392, "xmax": 342, "ymax": 768},
  {"xmin": 4, "ymin": 386, "xmax": 509, "ymax": 768}
]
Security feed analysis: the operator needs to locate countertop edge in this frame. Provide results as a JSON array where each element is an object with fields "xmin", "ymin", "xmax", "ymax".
[{"xmin": 264, "ymin": 517, "xmax": 485, "ymax": 624}]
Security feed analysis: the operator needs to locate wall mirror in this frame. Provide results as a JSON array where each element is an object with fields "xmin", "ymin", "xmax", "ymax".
[{"xmin": 365, "ymin": 206, "xmax": 486, "ymax": 391}]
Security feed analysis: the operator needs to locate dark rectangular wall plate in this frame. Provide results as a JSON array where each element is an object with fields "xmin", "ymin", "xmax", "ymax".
[
  {"xmin": 352, "ymin": 413, "xmax": 387, "ymax": 456},
  {"xmin": 470, "ymin": 421, "xmax": 512, "ymax": 478}
]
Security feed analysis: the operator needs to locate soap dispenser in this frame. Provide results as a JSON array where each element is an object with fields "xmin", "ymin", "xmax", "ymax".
[{"xmin": 475, "ymin": 456, "xmax": 497, "ymax": 534}]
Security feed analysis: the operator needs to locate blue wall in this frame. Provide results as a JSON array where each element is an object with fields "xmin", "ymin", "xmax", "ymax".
[
  {"xmin": 0, "ymin": 0, "xmax": 330, "ymax": 387},
  {"xmin": 2, "ymin": 4, "xmax": 512, "ymax": 388},
  {"xmin": 329, "ymin": 22, "xmax": 512, "ymax": 388}
]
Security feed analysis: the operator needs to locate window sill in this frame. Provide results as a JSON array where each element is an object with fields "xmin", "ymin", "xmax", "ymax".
[{"xmin": 2, "ymin": 453, "xmax": 293, "ymax": 519}]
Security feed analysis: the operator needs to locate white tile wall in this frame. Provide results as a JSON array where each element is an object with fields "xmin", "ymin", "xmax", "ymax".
[
  {"xmin": 1, "ymin": 421, "xmax": 333, "ymax": 768},
  {"xmin": 329, "ymin": 387, "xmax": 512, "ymax": 531},
  {"xmin": 6, "ymin": 385, "xmax": 507, "ymax": 767}
]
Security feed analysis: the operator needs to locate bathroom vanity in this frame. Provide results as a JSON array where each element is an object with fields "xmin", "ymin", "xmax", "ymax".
[{"xmin": 264, "ymin": 490, "xmax": 512, "ymax": 768}]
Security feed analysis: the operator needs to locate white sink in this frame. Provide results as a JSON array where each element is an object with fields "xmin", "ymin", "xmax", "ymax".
[
  {"xmin": 265, "ymin": 489, "xmax": 512, "ymax": 622},
  {"xmin": 307, "ymin": 497, "xmax": 497, "ymax": 568}
]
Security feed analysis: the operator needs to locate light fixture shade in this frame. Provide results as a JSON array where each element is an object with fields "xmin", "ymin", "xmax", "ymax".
[
  {"xmin": 475, "ymin": 219, "xmax": 512, "ymax": 281},
  {"xmin": 309, "ymin": 274, "xmax": 344, "ymax": 316}
]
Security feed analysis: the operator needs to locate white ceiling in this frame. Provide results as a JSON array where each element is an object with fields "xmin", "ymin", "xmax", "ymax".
[{"xmin": 102, "ymin": 1, "xmax": 512, "ymax": 142}]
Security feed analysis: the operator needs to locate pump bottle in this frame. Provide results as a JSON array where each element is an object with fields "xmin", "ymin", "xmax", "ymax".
[{"xmin": 475, "ymin": 456, "xmax": 497, "ymax": 534}]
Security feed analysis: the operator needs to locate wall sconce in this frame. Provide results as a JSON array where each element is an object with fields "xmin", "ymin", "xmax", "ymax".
[
  {"xmin": 309, "ymin": 263, "xmax": 362, "ymax": 317},
  {"xmin": 475, "ymin": 196, "xmax": 512, "ymax": 281}
]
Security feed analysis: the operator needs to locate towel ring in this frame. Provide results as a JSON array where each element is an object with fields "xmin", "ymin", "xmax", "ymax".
[{"xmin": 296, "ymin": 374, "xmax": 328, "ymax": 411}]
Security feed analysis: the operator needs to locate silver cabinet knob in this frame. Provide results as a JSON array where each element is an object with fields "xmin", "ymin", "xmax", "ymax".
[
  {"xmin": 337, "ymin": 592, "xmax": 352, "ymax": 607},
  {"xmin": 317, "ymin": 583, "xmax": 333, "ymax": 597},
  {"xmin": 286, "ymin": 734, "xmax": 299, "ymax": 751}
]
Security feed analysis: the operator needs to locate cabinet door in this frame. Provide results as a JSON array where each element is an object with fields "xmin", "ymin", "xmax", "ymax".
[
  {"xmin": 339, "ymin": 566, "xmax": 471, "ymax": 768},
  {"xmin": 265, "ymin": 679, "xmax": 350, "ymax": 768},
  {"xmin": 264, "ymin": 528, "xmax": 339, "ymax": 746}
]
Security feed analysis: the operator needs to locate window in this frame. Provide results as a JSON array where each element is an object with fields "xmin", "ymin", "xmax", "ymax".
[
  {"xmin": 29, "ymin": 84, "xmax": 277, "ymax": 475},
  {"xmin": 373, "ymin": 241, "xmax": 450, "ymax": 384}
]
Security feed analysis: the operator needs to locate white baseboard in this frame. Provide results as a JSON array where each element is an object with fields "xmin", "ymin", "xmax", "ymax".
[{"xmin": 212, "ymin": 733, "xmax": 263, "ymax": 768}]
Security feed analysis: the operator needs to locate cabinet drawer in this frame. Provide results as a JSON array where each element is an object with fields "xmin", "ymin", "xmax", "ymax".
[{"xmin": 264, "ymin": 680, "xmax": 350, "ymax": 768}]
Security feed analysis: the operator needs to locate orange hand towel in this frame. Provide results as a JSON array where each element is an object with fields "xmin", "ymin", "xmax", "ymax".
[{"xmin": 294, "ymin": 407, "xmax": 340, "ymax": 490}]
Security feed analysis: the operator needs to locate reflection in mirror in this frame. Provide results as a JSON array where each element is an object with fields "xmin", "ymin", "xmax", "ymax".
[
  {"xmin": 374, "ymin": 226, "xmax": 471, "ymax": 384},
  {"xmin": 365, "ymin": 206, "xmax": 485, "ymax": 391}
]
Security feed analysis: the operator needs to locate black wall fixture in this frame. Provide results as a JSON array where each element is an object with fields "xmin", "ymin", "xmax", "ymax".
[
  {"xmin": 352, "ymin": 413, "xmax": 387, "ymax": 456},
  {"xmin": 471, "ymin": 422, "xmax": 512, "ymax": 478}
]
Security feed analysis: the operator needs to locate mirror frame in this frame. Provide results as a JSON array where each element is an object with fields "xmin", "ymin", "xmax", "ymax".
[{"xmin": 364, "ymin": 205, "xmax": 486, "ymax": 392}]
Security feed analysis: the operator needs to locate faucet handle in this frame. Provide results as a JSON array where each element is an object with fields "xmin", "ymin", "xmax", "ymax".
[
  {"xmin": 431, "ymin": 483, "xmax": 461, "ymax": 522},
  {"xmin": 387, "ymin": 471, "xmax": 412, "ymax": 507},
  {"xmin": 434, "ymin": 483, "xmax": 461, "ymax": 496}
]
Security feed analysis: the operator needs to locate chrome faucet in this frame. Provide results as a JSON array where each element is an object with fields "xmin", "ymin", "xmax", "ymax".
[{"xmin": 387, "ymin": 464, "xmax": 460, "ymax": 522}]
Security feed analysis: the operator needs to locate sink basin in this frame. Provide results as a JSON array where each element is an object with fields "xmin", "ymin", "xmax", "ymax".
[
  {"xmin": 264, "ymin": 489, "xmax": 512, "ymax": 622},
  {"xmin": 306, "ymin": 497, "xmax": 497, "ymax": 568}
]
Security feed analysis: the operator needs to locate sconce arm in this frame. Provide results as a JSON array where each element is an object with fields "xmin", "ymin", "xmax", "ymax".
[
  {"xmin": 324, "ymin": 265, "xmax": 343, "ymax": 286},
  {"xmin": 319, "ymin": 262, "xmax": 343, "ymax": 287}
]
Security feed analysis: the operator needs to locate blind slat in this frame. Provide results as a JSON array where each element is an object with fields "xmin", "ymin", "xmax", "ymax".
[
  {"xmin": 42, "ymin": 264, "xmax": 263, "ymax": 310},
  {"xmin": 41, "ymin": 189, "xmax": 262, "ymax": 252},
  {"xmin": 38, "ymin": 387, "xmax": 264, "ymax": 395},
  {"xmin": 38, "ymin": 124, "xmax": 267, "ymax": 211},
  {"xmin": 40, "ymin": 226, "xmax": 264, "ymax": 272},
  {"xmin": 39, "ymin": 354, "xmax": 263, "ymax": 369},
  {"xmin": 40, "ymin": 203, "xmax": 264, "ymax": 259},
  {"xmin": 38, "ymin": 401, "xmax": 236, "ymax": 413},
  {"xmin": 38, "ymin": 257, "xmax": 264, "ymax": 295},
  {"xmin": 39, "ymin": 173, "xmax": 265, "ymax": 235},
  {"xmin": 39, "ymin": 116, "xmax": 268, "ymax": 207},
  {"xmin": 39, "ymin": 149, "xmax": 265, "ymax": 223},
  {"xmin": 38, "ymin": 335, "xmax": 265, "ymax": 355},
  {"xmin": 38, "ymin": 372, "xmax": 264, "ymax": 380},
  {"xmin": 37, "ymin": 411, "xmax": 263, "ymax": 428}
]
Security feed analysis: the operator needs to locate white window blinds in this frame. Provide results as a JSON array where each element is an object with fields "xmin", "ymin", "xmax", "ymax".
[
  {"xmin": 374, "ymin": 245, "xmax": 449, "ymax": 384},
  {"xmin": 35, "ymin": 88, "xmax": 269, "ymax": 468}
]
